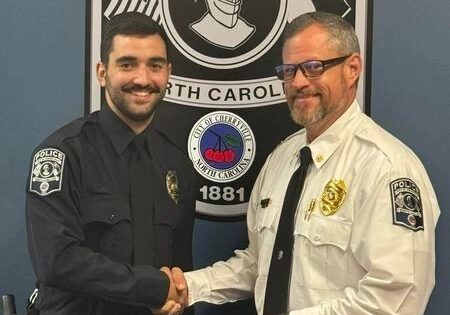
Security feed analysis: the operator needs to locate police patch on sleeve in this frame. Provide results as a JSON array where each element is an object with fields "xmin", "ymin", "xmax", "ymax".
[
  {"xmin": 390, "ymin": 178, "xmax": 424, "ymax": 231},
  {"xmin": 29, "ymin": 148, "xmax": 65, "ymax": 196}
]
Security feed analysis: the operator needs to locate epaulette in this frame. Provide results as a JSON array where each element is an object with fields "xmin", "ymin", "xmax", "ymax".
[
  {"xmin": 354, "ymin": 116, "xmax": 410, "ymax": 165},
  {"xmin": 37, "ymin": 113, "xmax": 97, "ymax": 148},
  {"xmin": 272, "ymin": 128, "xmax": 305, "ymax": 151}
]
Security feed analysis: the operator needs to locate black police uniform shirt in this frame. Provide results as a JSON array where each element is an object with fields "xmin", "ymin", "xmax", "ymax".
[{"xmin": 25, "ymin": 105, "xmax": 196, "ymax": 315}]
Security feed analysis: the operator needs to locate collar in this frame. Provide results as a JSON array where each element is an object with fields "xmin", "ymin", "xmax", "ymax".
[
  {"xmin": 98, "ymin": 105, "xmax": 137, "ymax": 155},
  {"xmin": 308, "ymin": 99, "xmax": 363, "ymax": 169}
]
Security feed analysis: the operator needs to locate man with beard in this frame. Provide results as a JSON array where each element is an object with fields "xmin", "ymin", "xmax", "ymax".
[
  {"xmin": 25, "ymin": 13, "xmax": 194, "ymax": 315},
  {"xmin": 171, "ymin": 11, "xmax": 440, "ymax": 315}
]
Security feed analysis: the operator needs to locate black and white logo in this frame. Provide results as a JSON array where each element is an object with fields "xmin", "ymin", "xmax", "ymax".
[
  {"xmin": 101, "ymin": 0, "xmax": 318, "ymax": 109},
  {"xmin": 30, "ymin": 148, "xmax": 65, "ymax": 196},
  {"xmin": 390, "ymin": 178, "xmax": 424, "ymax": 231},
  {"xmin": 90, "ymin": 0, "xmax": 371, "ymax": 219}
]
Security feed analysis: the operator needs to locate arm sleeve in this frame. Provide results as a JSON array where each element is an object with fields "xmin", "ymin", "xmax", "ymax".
[
  {"xmin": 289, "ymin": 156, "xmax": 440, "ymax": 315},
  {"xmin": 25, "ymin": 152, "xmax": 169, "ymax": 309},
  {"xmin": 184, "ymin": 159, "xmax": 273, "ymax": 305}
]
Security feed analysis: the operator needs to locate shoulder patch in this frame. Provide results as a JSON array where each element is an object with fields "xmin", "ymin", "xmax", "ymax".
[
  {"xmin": 390, "ymin": 178, "xmax": 423, "ymax": 231},
  {"xmin": 29, "ymin": 148, "xmax": 65, "ymax": 196}
]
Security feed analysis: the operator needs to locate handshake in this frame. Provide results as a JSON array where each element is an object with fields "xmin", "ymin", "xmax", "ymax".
[{"xmin": 153, "ymin": 267, "xmax": 188, "ymax": 315}]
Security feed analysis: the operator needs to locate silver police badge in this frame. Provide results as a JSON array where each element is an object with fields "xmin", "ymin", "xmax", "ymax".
[
  {"xmin": 30, "ymin": 148, "xmax": 65, "ymax": 196},
  {"xmin": 166, "ymin": 170, "xmax": 180, "ymax": 204},
  {"xmin": 390, "ymin": 178, "xmax": 424, "ymax": 231}
]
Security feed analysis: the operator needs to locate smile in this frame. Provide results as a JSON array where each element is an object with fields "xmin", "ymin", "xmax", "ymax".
[
  {"xmin": 296, "ymin": 94, "xmax": 316, "ymax": 100},
  {"xmin": 131, "ymin": 90, "xmax": 151, "ymax": 97}
]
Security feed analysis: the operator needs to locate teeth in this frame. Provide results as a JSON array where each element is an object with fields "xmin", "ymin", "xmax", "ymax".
[{"xmin": 132, "ymin": 91, "xmax": 150, "ymax": 97}]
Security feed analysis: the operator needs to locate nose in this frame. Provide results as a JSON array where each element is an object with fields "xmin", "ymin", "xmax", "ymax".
[{"xmin": 132, "ymin": 65, "xmax": 151, "ymax": 86}]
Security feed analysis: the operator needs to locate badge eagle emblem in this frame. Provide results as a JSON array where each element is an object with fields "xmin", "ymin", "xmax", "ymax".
[
  {"xmin": 320, "ymin": 179, "xmax": 348, "ymax": 216},
  {"xmin": 166, "ymin": 170, "xmax": 180, "ymax": 204}
]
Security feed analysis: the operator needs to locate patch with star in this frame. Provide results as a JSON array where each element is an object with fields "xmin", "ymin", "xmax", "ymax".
[
  {"xmin": 390, "ymin": 178, "xmax": 424, "ymax": 231},
  {"xmin": 29, "ymin": 148, "xmax": 65, "ymax": 196}
]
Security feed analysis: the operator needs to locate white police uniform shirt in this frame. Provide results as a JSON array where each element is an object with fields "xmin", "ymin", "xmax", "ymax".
[{"xmin": 185, "ymin": 100, "xmax": 440, "ymax": 315}]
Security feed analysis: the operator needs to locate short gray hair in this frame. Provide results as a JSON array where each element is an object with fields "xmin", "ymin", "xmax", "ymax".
[{"xmin": 283, "ymin": 11, "xmax": 360, "ymax": 55}]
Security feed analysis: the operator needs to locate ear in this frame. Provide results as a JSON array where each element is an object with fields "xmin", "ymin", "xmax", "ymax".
[
  {"xmin": 96, "ymin": 62, "xmax": 107, "ymax": 87},
  {"xmin": 167, "ymin": 62, "xmax": 172, "ymax": 78},
  {"xmin": 345, "ymin": 53, "xmax": 362, "ymax": 87}
]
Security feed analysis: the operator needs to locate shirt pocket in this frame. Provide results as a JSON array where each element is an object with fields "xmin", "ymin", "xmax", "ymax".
[
  {"xmin": 253, "ymin": 204, "xmax": 280, "ymax": 313},
  {"xmin": 153, "ymin": 197, "xmax": 180, "ymax": 267},
  {"xmin": 153, "ymin": 197, "xmax": 180, "ymax": 227},
  {"xmin": 79, "ymin": 196, "xmax": 132, "ymax": 262},
  {"xmin": 294, "ymin": 214, "xmax": 352, "ymax": 290},
  {"xmin": 254, "ymin": 205, "xmax": 280, "ymax": 277}
]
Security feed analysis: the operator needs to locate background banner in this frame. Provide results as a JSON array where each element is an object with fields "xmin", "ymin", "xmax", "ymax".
[
  {"xmin": 85, "ymin": 1, "xmax": 373, "ymax": 313},
  {"xmin": 86, "ymin": 0, "xmax": 372, "ymax": 220}
]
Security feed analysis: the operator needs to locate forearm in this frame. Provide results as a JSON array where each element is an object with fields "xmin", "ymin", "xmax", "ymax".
[
  {"xmin": 26, "ymin": 196, "xmax": 169, "ymax": 308},
  {"xmin": 185, "ymin": 247, "xmax": 257, "ymax": 305}
]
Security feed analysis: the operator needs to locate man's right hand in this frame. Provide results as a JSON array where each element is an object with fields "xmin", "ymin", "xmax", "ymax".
[
  {"xmin": 152, "ymin": 299, "xmax": 181, "ymax": 315},
  {"xmin": 171, "ymin": 267, "xmax": 188, "ymax": 293},
  {"xmin": 152, "ymin": 267, "xmax": 188, "ymax": 315}
]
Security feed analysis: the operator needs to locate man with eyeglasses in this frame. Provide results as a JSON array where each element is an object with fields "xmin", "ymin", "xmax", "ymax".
[{"xmin": 166, "ymin": 11, "xmax": 440, "ymax": 315}]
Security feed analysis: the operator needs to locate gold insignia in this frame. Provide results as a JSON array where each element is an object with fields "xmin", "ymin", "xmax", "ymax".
[
  {"xmin": 304, "ymin": 198, "xmax": 317, "ymax": 221},
  {"xmin": 260, "ymin": 198, "xmax": 271, "ymax": 208},
  {"xmin": 315, "ymin": 154, "xmax": 324, "ymax": 163},
  {"xmin": 166, "ymin": 170, "xmax": 180, "ymax": 204},
  {"xmin": 320, "ymin": 179, "xmax": 347, "ymax": 216}
]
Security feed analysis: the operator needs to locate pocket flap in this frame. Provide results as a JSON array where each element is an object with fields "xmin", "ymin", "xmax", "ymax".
[
  {"xmin": 153, "ymin": 198, "xmax": 179, "ymax": 227},
  {"xmin": 79, "ymin": 197, "xmax": 131, "ymax": 225},
  {"xmin": 256, "ymin": 206, "xmax": 279, "ymax": 232},
  {"xmin": 295, "ymin": 215, "xmax": 352, "ymax": 251}
]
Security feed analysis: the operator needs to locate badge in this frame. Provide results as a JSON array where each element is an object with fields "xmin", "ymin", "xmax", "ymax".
[
  {"xmin": 390, "ymin": 178, "xmax": 424, "ymax": 231},
  {"xmin": 166, "ymin": 170, "xmax": 180, "ymax": 204},
  {"xmin": 320, "ymin": 179, "xmax": 347, "ymax": 216},
  {"xmin": 29, "ymin": 148, "xmax": 65, "ymax": 196}
]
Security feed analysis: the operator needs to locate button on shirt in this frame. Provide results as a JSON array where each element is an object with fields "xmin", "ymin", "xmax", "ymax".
[{"xmin": 185, "ymin": 100, "xmax": 440, "ymax": 315}]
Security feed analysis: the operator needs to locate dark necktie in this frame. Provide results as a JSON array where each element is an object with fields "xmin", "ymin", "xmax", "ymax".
[
  {"xmin": 129, "ymin": 133, "xmax": 154, "ymax": 265},
  {"xmin": 263, "ymin": 146, "xmax": 312, "ymax": 315}
]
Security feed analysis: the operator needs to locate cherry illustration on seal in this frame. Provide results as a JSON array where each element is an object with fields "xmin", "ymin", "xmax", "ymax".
[{"xmin": 203, "ymin": 130, "xmax": 240, "ymax": 163}]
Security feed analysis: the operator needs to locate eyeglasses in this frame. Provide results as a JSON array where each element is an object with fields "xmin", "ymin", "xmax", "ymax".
[{"xmin": 275, "ymin": 55, "xmax": 351, "ymax": 81}]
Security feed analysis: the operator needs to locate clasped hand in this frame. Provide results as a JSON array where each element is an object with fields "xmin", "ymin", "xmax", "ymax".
[{"xmin": 152, "ymin": 267, "xmax": 188, "ymax": 315}]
